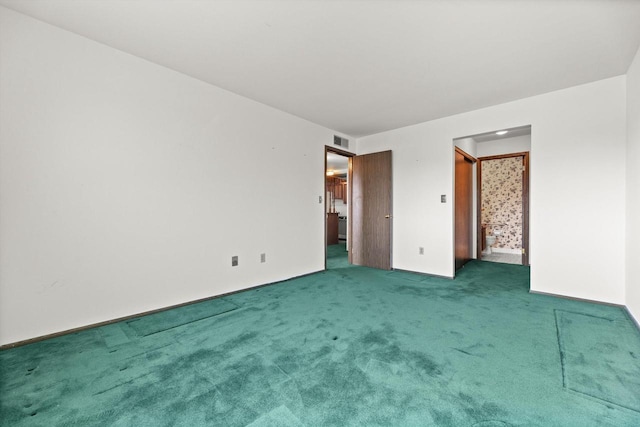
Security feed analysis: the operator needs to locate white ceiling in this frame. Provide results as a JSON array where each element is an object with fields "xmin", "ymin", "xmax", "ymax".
[
  {"xmin": 3, "ymin": 0, "xmax": 640, "ymax": 138},
  {"xmin": 457, "ymin": 125, "xmax": 532, "ymax": 144},
  {"xmin": 327, "ymin": 152, "xmax": 349, "ymax": 173}
]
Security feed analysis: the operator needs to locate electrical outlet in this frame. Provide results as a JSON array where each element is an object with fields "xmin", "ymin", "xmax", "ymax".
[
  {"xmin": 260, "ymin": 253, "xmax": 266, "ymax": 263},
  {"xmin": 232, "ymin": 256, "xmax": 238, "ymax": 267},
  {"xmin": 419, "ymin": 247, "xmax": 424, "ymax": 255}
]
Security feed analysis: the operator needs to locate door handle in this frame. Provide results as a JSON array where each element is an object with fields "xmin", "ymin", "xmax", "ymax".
[{"xmin": 385, "ymin": 215, "xmax": 391, "ymax": 219}]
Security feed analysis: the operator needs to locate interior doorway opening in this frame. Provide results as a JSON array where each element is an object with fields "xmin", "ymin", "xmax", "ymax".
[
  {"xmin": 453, "ymin": 125, "xmax": 531, "ymax": 271},
  {"xmin": 325, "ymin": 147, "xmax": 351, "ymax": 269},
  {"xmin": 478, "ymin": 152, "xmax": 530, "ymax": 265},
  {"xmin": 324, "ymin": 147, "xmax": 393, "ymax": 271}
]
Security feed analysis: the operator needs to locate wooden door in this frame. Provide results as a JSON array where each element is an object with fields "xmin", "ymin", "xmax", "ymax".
[
  {"xmin": 455, "ymin": 148, "xmax": 474, "ymax": 271},
  {"xmin": 326, "ymin": 213, "xmax": 339, "ymax": 245},
  {"xmin": 350, "ymin": 150, "xmax": 392, "ymax": 270}
]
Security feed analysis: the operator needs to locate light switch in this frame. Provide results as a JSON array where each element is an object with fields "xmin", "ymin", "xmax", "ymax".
[{"xmin": 441, "ymin": 195, "xmax": 446, "ymax": 203}]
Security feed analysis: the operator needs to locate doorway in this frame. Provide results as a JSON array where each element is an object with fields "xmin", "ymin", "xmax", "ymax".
[
  {"xmin": 478, "ymin": 152, "xmax": 530, "ymax": 265},
  {"xmin": 324, "ymin": 147, "xmax": 393, "ymax": 271},
  {"xmin": 325, "ymin": 147, "xmax": 351, "ymax": 269},
  {"xmin": 453, "ymin": 125, "xmax": 531, "ymax": 269}
]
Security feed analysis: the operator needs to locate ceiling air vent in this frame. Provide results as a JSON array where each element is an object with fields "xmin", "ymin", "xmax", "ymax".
[{"xmin": 333, "ymin": 135, "xmax": 349, "ymax": 149}]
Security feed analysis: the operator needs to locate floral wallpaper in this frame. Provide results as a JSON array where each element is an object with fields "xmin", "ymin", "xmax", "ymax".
[{"xmin": 481, "ymin": 157, "xmax": 523, "ymax": 250}]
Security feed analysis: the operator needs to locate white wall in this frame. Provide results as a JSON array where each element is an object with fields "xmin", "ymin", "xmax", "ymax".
[
  {"xmin": 332, "ymin": 199, "xmax": 348, "ymax": 217},
  {"xmin": 476, "ymin": 134, "xmax": 531, "ymax": 158},
  {"xmin": 453, "ymin": 137, "xmax": 477, "ymax": 158},
  {"xmin": 0, "ymin": 7, "xmax": 353, "ymax": 346},
  {"xmin": 626, "ymin": 45, "xmax": 640, "ymax": 324},
  {"xmin": 357, "ymin": 77, "xmax": 627, "ymax": 305}
]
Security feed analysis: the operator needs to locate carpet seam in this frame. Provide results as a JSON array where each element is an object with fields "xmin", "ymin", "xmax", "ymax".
[{"xmin": 553, "ymin": 309, "xmax": 567, "ymax": 389}]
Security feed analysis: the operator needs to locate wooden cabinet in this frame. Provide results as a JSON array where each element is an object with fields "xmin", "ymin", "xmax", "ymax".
[
  {"xmin": 326, "ymin": 177, "xmax": 347, "ymax": 204},
  {"xmin": 327, "ymin": 213, "xmax": 339, "ymax": 245},
  {"xmin": 334, "ymin": 178, "xmax": 343, "ymax": 200}
]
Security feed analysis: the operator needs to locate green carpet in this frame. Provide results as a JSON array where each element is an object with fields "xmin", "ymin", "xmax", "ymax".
[
  {"xmin": 126, "ymin": 297, "xmax": 239, "ymax": 337},
  {"xmin": 327, "ymin": 242, "xmax": 350, "ymax": 269},
  {"xmin": 2, "ymin": 251, "xmax": 640, "ymax": 426}
]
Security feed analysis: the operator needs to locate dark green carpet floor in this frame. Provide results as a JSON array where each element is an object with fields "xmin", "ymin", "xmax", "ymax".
[{"xmin": 2, "ymin": 244, "xmax": 640, "ymax": 426}]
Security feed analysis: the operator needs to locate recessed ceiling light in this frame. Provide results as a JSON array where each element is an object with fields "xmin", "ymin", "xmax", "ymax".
[
  {"xmin": 496, "ymin": 130, "xmax": 508, "ymax": 135},
  {"xmin": 326, "ymin": 171, "xmax": 335, "ymax": 176}
]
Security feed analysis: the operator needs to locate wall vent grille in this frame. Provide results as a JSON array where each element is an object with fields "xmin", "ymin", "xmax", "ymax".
[{"xmin": 333, "ymin": 135, "xmax": 349, "ymax": 149}]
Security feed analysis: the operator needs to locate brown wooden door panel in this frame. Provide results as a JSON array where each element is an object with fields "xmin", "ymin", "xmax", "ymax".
[
  {"xmin": 350, "ymin": 150, "xmax": 392, "ymax": 270},
  {"xmin": 455, "ymin": 150, "xmax": 474, "ymax": 271}
]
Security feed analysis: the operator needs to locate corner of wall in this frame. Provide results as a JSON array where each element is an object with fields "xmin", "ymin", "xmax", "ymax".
[{"xmin": 625, "ymin": 43, "xmax": 640, "ymax": 326}]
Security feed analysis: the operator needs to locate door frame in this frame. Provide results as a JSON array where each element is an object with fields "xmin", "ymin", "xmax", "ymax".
[
  {"xmin": 476, "ymin": 151, "xmax": 530, "ymax": 265},
  {"xmin": 324, "ymin": 146, "xmax": 354, "ymax": 269}
]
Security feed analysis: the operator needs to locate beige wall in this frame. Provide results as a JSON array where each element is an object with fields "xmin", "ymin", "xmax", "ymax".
[
  {"xmin": 0, "ymin": 7, "xmax": 352, "ymax": 345},
  {"xmin": 358, "ymin": 76, "xmax": 626, "ymax": 304},
  {"xmin": 626, "ymin": 44, "xmax": 640, "ymax": 325}
]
